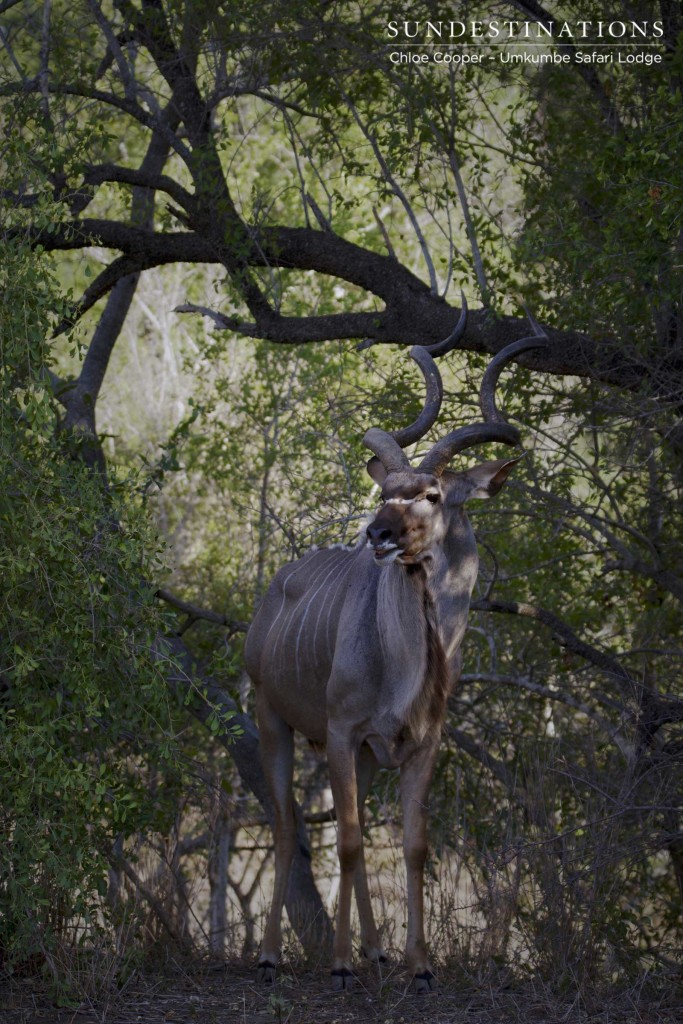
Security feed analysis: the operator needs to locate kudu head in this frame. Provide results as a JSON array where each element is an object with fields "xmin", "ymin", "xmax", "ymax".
[{"xmin": 364, "ymin": 304, "xmax": 546, "ymax": 565}]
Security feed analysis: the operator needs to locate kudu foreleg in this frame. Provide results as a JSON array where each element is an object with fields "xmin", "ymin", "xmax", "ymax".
[
  {"xmin": 327, "ymin": 730, "xmax": 362, "ymax": 989},
  {"xmin": 354, "ymin": 744, "xmax": 385, "ymax": 964},
  {"xmin": 400, "ymin": 741, "xmax": 440, "ymax": 992},
  {"xmin": 257, "ymin": 694, "xmax": 296, "ymax": 983}
]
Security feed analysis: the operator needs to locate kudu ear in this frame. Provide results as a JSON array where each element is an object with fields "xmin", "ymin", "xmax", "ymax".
[
  {"xmin": 452, "ymin": 456, "xmax": 523, "ymax": 502},
  {"xmin": 367, "ymin": 456, "xmax": 388, "ymax": 486}
]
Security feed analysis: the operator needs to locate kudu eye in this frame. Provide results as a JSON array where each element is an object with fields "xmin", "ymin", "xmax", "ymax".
[{"xmin": 426, "ymin": 493, "xmax": 439, "ymax": 504}]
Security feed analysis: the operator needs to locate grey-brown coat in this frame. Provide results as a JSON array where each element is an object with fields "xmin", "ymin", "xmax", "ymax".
[{"xmin": 245, "ymin": 315, "xmax": 545, "ymax": 990}]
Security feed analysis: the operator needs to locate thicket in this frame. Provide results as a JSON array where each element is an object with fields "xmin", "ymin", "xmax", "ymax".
[{"xmin": 0, "ymin": 220, "xmax": 190, "ymax": 994}]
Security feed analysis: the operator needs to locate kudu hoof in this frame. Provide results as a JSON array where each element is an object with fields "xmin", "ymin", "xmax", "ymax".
[
  {"xmin": 257, "ymin": 960, "xmax": 277, "ymax": 985},
  {"xmin": 411, "ymin": 969, "xmax": 437, "ymax": 994},
  {"xmin": 331, "ymin": 967, "xmax": 356, "ymax": 992}
]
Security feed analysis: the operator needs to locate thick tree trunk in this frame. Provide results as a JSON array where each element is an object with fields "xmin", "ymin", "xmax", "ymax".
[
  {"xmin": 208, "ymin": 809, "xmax": 231, "ymax": 956},
  {"xmin": 46, "ymin": 103, "xmax": 334, "ymax": 958}
]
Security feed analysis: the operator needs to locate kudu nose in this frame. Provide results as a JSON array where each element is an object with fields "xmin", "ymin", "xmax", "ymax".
[{"xmin": 367, "ymin": 522, "xmax": 394, "ymax": 547}]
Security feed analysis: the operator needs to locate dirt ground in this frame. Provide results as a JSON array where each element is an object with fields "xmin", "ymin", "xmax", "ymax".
[{"xmin": 1, "ymin": 963, "xmax": 681, "ymax": 1024}]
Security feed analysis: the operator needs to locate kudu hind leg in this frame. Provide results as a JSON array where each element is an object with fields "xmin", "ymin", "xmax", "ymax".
[
  {"xmin": 354, "ymin": 745, "xmax": 386, "ymax": 964},
  {"xmin": 400, "ymin": 741, "xmax": 440, "ymax": 992},
  {"xmin": 256, "ymin": 694, "xmax": 296, "ymax": 984}
]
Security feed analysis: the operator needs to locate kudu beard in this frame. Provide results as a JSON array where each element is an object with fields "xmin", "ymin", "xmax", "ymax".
[{"xmin": 376, "ymin": 560, "xmax": 450, "ymax": 742}]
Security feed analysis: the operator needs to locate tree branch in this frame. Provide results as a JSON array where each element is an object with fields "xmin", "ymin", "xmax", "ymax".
[
  {"xmin": 0, "ymin": 78, "xmax": 192, "ymax": 161},
  {"xmin": 458, "ymin": 672, "xmax": 631, "ymax": 756},
  {"xmin": 59, "ymin": 110, "xmax": 182, "ymax": 475},
  {"xmin": 471, "ymin": 597, "xmax": 636, "ymax": 699},
  {"xmin": 174, "ymin": 302, "xmax": 385, "ymax": 344},
  {"xmin": 110, "ymin": 851, "xmax": 190, "ymax": 948},
  {"xmin": 472, "ymin": 598, "xmax": 683, "ymax": 738},
  {"xmin": 38, "ymin": 0, "xmax": 52, "ymax": 121},
  {"xmin": 87, "ymin": 0, "xmax": 138, "ymax": 104},
  {"xmin": 344, "ymin": 94, "xmax": 438, "ymax": 296},
  {"xmin": 54, "ymin": 254, "xmax": 144, "ymax": 333},
  {"xmin": 156, "ymin": 588, "xmax": 248, "ymax": 636},
  {"xmin": 15, "ymin": 216, "xmax": 673, "ymax": 396},
  {"xmin": 83, "ymin": 162, "xmax": 192, "ymax": 208}
]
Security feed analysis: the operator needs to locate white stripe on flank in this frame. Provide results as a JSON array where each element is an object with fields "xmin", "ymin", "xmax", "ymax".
[
  {"xmin": 261, "ymin": 556, "xmax": 318, "ymax": 653},
  {"xmin": 273, "ymin": 550, "xmax": 348, "ymax": 680},
  {"xmin": 321, "ymin": 550, "xmax": 360, "ymax": 662},
  {"xmin": 294, "ymin": 550, "xmax": 356, "ymax": 680},
  {"xmin": 311, "ymin": 552, "xmax": 354, "ymax": 667}
]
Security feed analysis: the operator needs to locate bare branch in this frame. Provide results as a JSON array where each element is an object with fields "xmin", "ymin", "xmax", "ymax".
[
  {"xmin": 60, "ymin": 113, "xmax": 182, "ymax": 457},
  {"xmin": 38, "ymin": 0, "xmax": 52, "ymax": 120},
  {"xmin": 173, "ymin": 302, "xmax": 241, "ymax": 330},
  {"xmin": 602, "ymin": 556, "xmax": 683, "ymax": 604},
  {"xmin": 372, "ymin": 206, "xmax": 397, "ymax": 261},
  {"xmin": 251, "ymin": 89, "xmax": 317, "ymax": 119},
  {"xmin": 12, "ymin": 217, "xmax": 671, "ymax": 397},
  {"xmin": 458, "ymin": 672, "xmax": 631, "ymax": 756},
  {"xmin": 159, "ymin": 634, "xmax": 333, "ymax": 953},
  {"xmin": 156, "ymin": 588, "xmax": 248, "ymax": 636},
  {"xmin": 54, "ymin": 254, "xmax": 143, "ymax": 334},
  {"xmin": 520, "ymin": 480, "xmax": 683, "ymax": 603},
  {"xmin": 448, "ymin": 725, "xmax": 523, "ymax": 799},
  {"xmin": 445, "ymin": 146, "xmax": 491, "ymax": 307},
  {"xmin": 87, "ymin": 0, "xmax": 137, "ymax": 103},
  {"xmin": 344, "ymin": 94, "xmax": 439, "ymax": 296},
  {"xmin": 174, "ymin": 301, "xmax": 382, "ymax": 343},
  {"xmin": 305, "ymin": 192, "xmax": 332, "ymax": 233},
  {"xmin": 472, "ymin": 598, "xmax": 683, "ymax": 740},
  {"xmin": 82, "ymin": 161, "xmax": 193, "ymax": 208},
  {"xmin": 95, "ymin": 27, "xmax": 139, "ymax": 81},
  {"xmin": 0, "ymin": 78, "xmax": 191, "ymax": 162},
  {"xmin": 471, "ymin": 597, "xmax": 636, "ymax": 701},
  {"xmin": 0, "ymin": 23, "xmax": 27, "ymax": 81},
  {"xmin": 110, "ymin": 852, "xmax": 190, "ymax": 947}
]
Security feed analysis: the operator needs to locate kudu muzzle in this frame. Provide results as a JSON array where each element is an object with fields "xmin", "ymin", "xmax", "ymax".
[{"xmin": 366, "ymin": 504, "xmax": 404, "ymax": 559}]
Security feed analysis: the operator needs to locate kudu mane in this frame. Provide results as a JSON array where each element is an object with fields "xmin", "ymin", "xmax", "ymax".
[{"xmin": 376, "ymin": 561, "xmax": 448, "ymax": 741}]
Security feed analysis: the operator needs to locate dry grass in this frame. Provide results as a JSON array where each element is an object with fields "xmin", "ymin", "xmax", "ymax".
[{"xmin": 2, "ymin": 961, "xmax": 682, "ymax": 1024}]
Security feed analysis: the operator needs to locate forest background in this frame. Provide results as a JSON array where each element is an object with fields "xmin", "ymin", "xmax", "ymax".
[{"xmin": 1, "ymin": 0, "xmax": 682, "ymax": 1018}]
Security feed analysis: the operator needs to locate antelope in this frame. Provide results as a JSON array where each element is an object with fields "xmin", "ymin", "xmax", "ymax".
[{"xmin": 245, "ymin": 310, "xmax": 545, "ymax": 991}]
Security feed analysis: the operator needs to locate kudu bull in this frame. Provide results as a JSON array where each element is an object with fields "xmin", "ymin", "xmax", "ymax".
[{"xmin": 245, "ymin": 309, "xmax": 545, "ymax": 991}]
